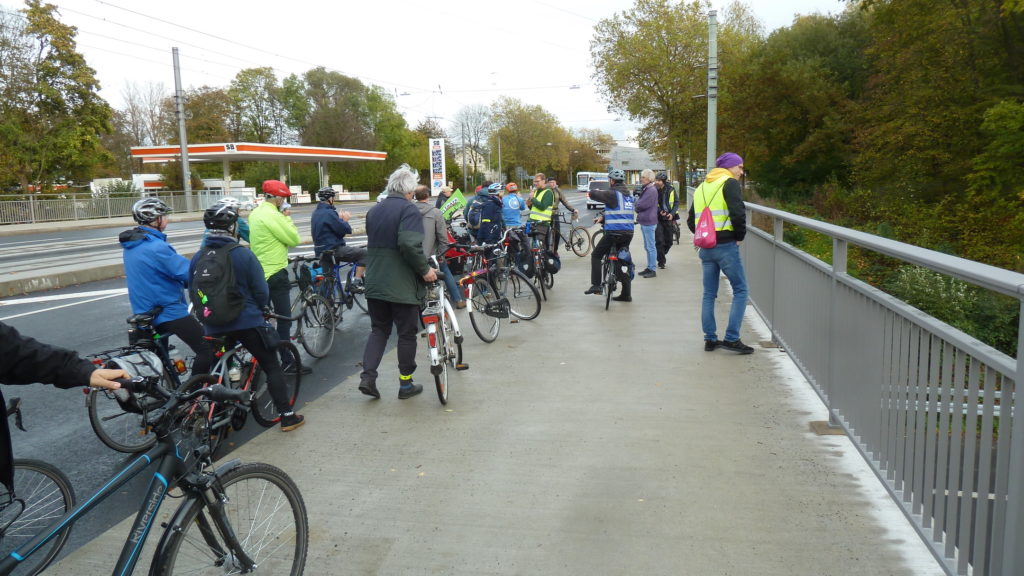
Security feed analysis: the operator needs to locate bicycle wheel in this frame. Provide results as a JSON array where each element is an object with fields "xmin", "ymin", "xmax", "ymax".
[
  {"xmin": 87, "ymin": 367, "xmax": 167, "ymax": 453},
  {"xmin": 346, "ymin": 268, "xmax": 367, "ymax": 313},
  {"xmin": 604, "ymin": 261, "xmax": 616, "ymax": 310},
  {"xmin": 179, "ymin": 374, "xmax": 233, "ymax": 456},
  {"xmin": 532, "ymin": 252, "xmax": 547, "ymax": 301},
  {"xmin": 297, "ymin": 293, "xmax": 335, "ymax": 358},
  {"xmin": 468, "ymin": 278, "xmax": 501, "ymax": 343},
  {"xmin": 250, "ymin": 342, "xmax": 302, "ymax": 427},
  {"xmin": 591, "ymin": 229, "xmax": 604, "ymax": 248},
  {"xmin": 429, "ymin": 321, "xmax": 448, "ymax": 405},
  {"xmin": 152, "ymin": 462, "xmax": 308, "ymax": 576},
  {"xmin": 569, "ymin": 226, "xmax": 592, "ymax": 257},
  {"xmin": 542, "ymin": 261, "xmax": 554, "ymax": 290},
  {"xmin": 0, "ymin": 460, "xmax": 75, "ymax": 576},
  {"xmin": 507, "ymin": 268, "xmax": 541, "ymax": 321}
]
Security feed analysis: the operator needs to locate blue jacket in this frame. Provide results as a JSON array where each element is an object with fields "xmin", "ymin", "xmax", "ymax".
[
  {"xmin": 477, "ymin": 195, "xmax": 505, "ymax": 244},
  {"xmin": 119, "ymin": 226, "xmax": 191, "ymax": 326},
  {"xmin": 311, "ymin": 202, "xmax": 352, "ymax": 257},
  {"xmin": 502, "ymin": 194, "xmax": 524, "ymax": 227},
  {"xmin": 188, "ymin": 234, "xmax": 270, "ymax": 334}
]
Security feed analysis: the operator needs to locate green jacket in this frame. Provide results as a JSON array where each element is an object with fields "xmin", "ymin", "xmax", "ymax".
[
  {"xmin": 364, "ymin": 192, "xmax": 430, "ymax": 305},
  {"xmin": 249, "ymin": 201, "xmax": 300, "ymax": 279}
]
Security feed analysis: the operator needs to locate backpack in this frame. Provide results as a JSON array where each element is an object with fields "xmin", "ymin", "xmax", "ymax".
[
  {"xmin": 544, "ymin": 250, "xmax": 561, "ymax": 274},
  {"xmin": 466, "ymin": 197, "xmax": 485, "ymax": 230},
  {"xmin": 616, "ymin": 249, "xmax": 635, "ymax": 281},
  {"xmin": 189, "ymin": 242, "xmax": 246, "ymax": 326},
  {"xmin": 693, "ymin": 186, "xmax": 720, "ymax": 249}
]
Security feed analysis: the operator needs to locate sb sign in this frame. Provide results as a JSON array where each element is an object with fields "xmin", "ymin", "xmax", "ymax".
[{"xmin": 429, "ymin": 138, "xmax": 446, "ymax": 197}]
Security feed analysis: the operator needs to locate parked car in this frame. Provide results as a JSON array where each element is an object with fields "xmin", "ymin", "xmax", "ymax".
[{"xmin": 586, "ymin": 180, "xmax": 610, "ymax": 210}]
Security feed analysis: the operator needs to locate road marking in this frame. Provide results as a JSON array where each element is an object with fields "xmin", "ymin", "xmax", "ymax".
[
  {"xmin": 0, "ymin": 288, "xmax": 128, "ymax": 307},
  {"xmin": 0, "ymin": 292, "xmax": 124, "ymax": 321}
]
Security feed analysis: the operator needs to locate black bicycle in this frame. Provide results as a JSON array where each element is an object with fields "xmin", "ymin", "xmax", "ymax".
[
  {"xmin": 0, "ymin": 377, "xmax": 309, "ymax": 576},
  {"xmin": 0, "ymin": 398, "xmax": 75, "ymax": 576}
]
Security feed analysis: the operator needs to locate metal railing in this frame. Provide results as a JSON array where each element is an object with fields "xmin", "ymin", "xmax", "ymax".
[
  {"xmin": 0, "ymin": 191, "xmax": 230, "ymax": 225},
  {"xmin": 739, "ymin": 201, "xmax": 1023, "ymax": 576}
]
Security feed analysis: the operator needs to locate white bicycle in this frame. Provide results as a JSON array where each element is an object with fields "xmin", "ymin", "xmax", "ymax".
[{"xmin": 422, "ymin": 255, "xmax": 468, "ymax": 405}]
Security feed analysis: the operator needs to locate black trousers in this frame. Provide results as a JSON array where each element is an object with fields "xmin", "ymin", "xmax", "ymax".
[
  {"xmin": 222, "ymin": 326, "xmax": 293, "ymax": 414},
  {"xmin": 591, "ymin": 231, "xmax": 633, "ymax": 298},
  {"xmin": 656, "ymin": 219, "xmax": 675, "ymax": 266},
  {"xmin": 156, "ymin": 315, "xmax": 214, "ymax": 375},
  {"xmin": 360, "ymin": 299, "xmax": 420, "ymax": 382},
  {"xmin": 266, "ymin": 268, "xmax": 293, "ymax": 362}
]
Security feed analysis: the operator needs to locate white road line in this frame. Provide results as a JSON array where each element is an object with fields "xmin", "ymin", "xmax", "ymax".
[
  {"xmin": 0, "ymin": 288, "xmax": 128, "ymax": 307},
  {"xmin": 0, "ymin": 293, "xmax": 124, "ymax": 321}
]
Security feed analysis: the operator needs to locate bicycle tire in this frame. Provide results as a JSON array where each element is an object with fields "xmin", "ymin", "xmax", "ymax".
[
  {"xmin": 87, "ymin": 365, "xmax": 169, "ymax": 453},
  {"xmin": 298, "ymin": 293, "xmax": 335, "ymax": 358},
  {"xmin": 569, "ymin": 226, "xmax": 592, "ymax": 257},
  {"xmin": 347, "ymin": 268, "xmax": 368, "ymax": 313},
  {"xmin": 430, "ymin": 320, "xmax": 448, "ymax": 405},
  {"xmin": 179, "ymin": 373, "xmax": 234, "ymax": 456},
  {"xmin": 468, "ymin": 278, "xmax": 501, "ymax": 343},
  {"xmin": 250, "ymin": 342, "xmax": 302, "ymax": 427},
  {"xmin": 0, "ymin": 459, "xmax": 75, "ymax": 576},
  {"xmin": 604, "ymin": 260, "xmax": 615, "ymax": 310},
  {"xmin": 532, "ymin": 252, "xmax": 547, "ymax": 301},
  {"xmin": 151, "ymin": 462, "xmax": 308, "ymax": 576},
  {"xmin": 507, "ymin": 268, "xmax": 541, "ymax": 321},
  {"xmin": 591, "ymin": 229, "xmax": 604, "ymax": 248}
]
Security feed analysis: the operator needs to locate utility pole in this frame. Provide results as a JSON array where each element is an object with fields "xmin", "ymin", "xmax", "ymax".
[
  {"xmin": 172, "ymin": 48, "xmax": 193, "ymax": 212},
  {"xmin": 706, "ymin": 11, "xmax": 718, "ymax": 171}
]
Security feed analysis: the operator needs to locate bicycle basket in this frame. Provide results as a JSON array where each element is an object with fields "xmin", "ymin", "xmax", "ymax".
[{"xmin": 483, "ymin": 297, "xmax": 511, "ymax": 319}]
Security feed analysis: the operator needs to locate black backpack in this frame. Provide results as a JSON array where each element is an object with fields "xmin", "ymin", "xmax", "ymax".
[{"xmin": 189, "ymin": 242, "xmax": 245, "ymax": 326}]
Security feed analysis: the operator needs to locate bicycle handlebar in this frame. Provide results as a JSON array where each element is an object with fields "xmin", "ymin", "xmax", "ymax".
[{"xmin": 115, "ymin": 377, "xmax": 253, "ymax": 407}]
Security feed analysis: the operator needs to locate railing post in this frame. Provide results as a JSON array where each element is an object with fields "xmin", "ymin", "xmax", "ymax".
[
  {"xmin": 72, "ymin": 193, "xmax": 79, "ymax": 220},
  {"xmin": 1001, "ymin": 296, "xmax": 1024, "ymax": 576},
  {"xmin": 770, "ymin": 216, "xmax": 783, "ymax": 345},
  {"xmin": 826, "ymin": 238, "xmax": 848, "ymax": 428}
]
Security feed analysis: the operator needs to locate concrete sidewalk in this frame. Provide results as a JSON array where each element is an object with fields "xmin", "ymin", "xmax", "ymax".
[{"xmin": 47, "ymin": 235, "xmax": 943, "ymax": 575}]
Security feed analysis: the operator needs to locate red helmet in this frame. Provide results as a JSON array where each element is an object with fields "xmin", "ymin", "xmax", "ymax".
[
  {"xmin": 505, "ymin": 182, "xmax": 519, "ymax": 193},
  {"xmin": 262, "ymin": 180, "xmax": 290, "ymax": 197}
]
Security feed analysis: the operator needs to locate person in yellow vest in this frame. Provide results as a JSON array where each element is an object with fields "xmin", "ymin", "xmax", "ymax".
[
  {"xmin": 686, "ymin": 153, "xmax": 753, "ymax": 354},
  {"xmin": 526, "ymin": 173, "xmax": 554, "ymax": 253},
  {"xmin": 654, "ymin": 171, "xmax": 679, "ymax": 269},
  {"xmin": 249, "ymin": 180, "xmax": 311, "ymax": 374}
]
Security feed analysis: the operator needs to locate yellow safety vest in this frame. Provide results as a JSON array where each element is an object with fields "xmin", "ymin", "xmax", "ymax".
[
  {"xmin": 529, "ymin": 188, "xmax": 553, "ymax": 222},
  {"xmin": 692, "ymin": 175, "xmax": 734, "ymax": 232}
]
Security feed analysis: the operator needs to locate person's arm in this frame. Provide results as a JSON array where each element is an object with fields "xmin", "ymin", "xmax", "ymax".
[
  {"xmin": 397, "ymin": 205, "xmax": 434, "ymax": 280},
  {"xmin": 670, "ymin": 187, "xmax": 680, "ymax": 214},
  {"xmin": 237, "ymin": 218, "xmax": 250, "ymax": 242},
  {"xmin": 0, "ymin": 322, "xmax": 126, "ymax": 390},
  {"xmin": 156, "ymin": 242, "xmax": 191, "ymax": 285},
  {"xmin": 635, "ymin": 187, "xmax": 656, "ymax": 212},
  {"xmin": 686, "ymin": 203, "xmax": 696, "ymax": 233},
  {"xmin": 269, "ymin": 210, "xmax": 301, "ymax": 247},
  {"xmin": 723, "ymin": 179, "xmax": 746, "ymax": 241}
]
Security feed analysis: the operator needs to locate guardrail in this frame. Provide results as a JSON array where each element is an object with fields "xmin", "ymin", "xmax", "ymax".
[
  {"xmin": 736, "ymin": 199, "xmax": 1023, "ymax": 576},
  {"xmin": 0, "ymin": 192, "xmax": 243, "ymax": 225}
]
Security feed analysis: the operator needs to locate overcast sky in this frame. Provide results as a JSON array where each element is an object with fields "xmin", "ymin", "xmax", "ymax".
[{"xmin": 3, "ymin": 0, "xmax": 847, "ymax": 144}]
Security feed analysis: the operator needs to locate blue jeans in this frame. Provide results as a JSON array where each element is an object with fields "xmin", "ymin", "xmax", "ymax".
[
  {"xmin": 640, "ymin": 224, "xmax": 657, "ymax": 270},
  {"xmin": 699, "ymin": 242, "xmax": 749, "ymax": 342},
  {"xmin": 438, "ymin": 261, "xmax": 464, "ymax": 303}
]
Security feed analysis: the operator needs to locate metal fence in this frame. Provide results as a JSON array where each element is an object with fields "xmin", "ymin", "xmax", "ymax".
[
  {"xmin": 0, "ymin": 192, "xmax": 229, "ymax": 225},
  {"xmin": 740, "ymin": 202, "xmax": 1023, "ymax": 576}
]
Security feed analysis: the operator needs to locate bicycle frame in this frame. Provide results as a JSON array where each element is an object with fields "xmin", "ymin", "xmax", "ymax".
[{"xmin": 0, "ymin": 415, "xmax": 252, "ymax": 576}]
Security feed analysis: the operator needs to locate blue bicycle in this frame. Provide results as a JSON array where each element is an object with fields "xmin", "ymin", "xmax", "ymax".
[{"xmin": 314, "ymin": 250, "xmax": 367, "ymax": 318}]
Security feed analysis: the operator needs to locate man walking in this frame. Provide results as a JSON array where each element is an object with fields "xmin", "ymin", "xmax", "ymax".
[
  {"xmin": 249, "ymin": 179, "xmax": 310, "ymax": 374},
  {"xmin": 635, "ymin": 169, "xmax": 659, "ymax": 278},
  {"xmin": 687, "ymin": 152, "xmax": 753, "ymax": 354},
  {"xmin": 359, "ymin": 165, "xmax": 438, "ymax": 400},
  {"xmin": 655, "ymin": 172, "xmax": 679, "ymax": 269}
]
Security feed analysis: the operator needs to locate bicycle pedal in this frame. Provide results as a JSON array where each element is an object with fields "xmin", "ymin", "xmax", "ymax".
[{"xmin": 456, "ymin": 363, "xmax": 469, "ymax": 371}]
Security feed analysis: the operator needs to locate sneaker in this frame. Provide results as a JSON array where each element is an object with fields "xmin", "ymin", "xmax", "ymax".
[
  {"xmin": 358, "ymin": 377, "xmax": 380, "ymax": 399},
  {"xmin": 639, "ymin": 269, "xmax": 656, "ymax": 278},
  {"xmin": 612, "ymin": 295, "xmax": 632, "ymax": 302},
  {"xmin": 398, "ymin": 383, "xmax": 423, "ymax": 399},
  {"xmin": 719, "ymin": 339, "xmax": 754, "ymax": 354},
  {"xmin": 704, "ymin": 340, "xmax": 718, "ymax": 352},
  {"xmin": 658, "ymin": 263, "xmax": 666, "ymax": 269},
  {"xmin": 584, "ymin": 285, "xmax": 603, "ymax": 295},
  {"xmin": 455, "ymin": 300, "xmax": 467, "ymax": 309},
  {"xmin": 282, "ymin": 361, "xmax": 312, "ymax": 376},
  {"xmin": 280, "ymin": 412, "xmax": 305, "ymax": 432}
]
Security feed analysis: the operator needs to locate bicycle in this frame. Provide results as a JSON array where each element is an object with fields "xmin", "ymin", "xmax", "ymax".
[
  {"xmin": 0, "ymin": 398, "xmax": 75, "ymax": 576},
  {"xmin": 552, "ymin": 211, "xmax": 592, "ymax": 257},
  {"xmin": 87, "ymin": 306, "xmax": 192, "ymax": 453},
  {"xmin": 316, "ymin": 250, "xmax": 367, "ymax": 316},
  {"xmin": 459, "ymin": 246, "xmax": 510, "ymax": 344},
  {"xmin": 600, "ymin": 249, "xmax": 621, "ymax": 310},
  {"xmin": 525, "ymin": 226, "xmax": 553, "ymax": 301},
  {"xmin": 0, "ymin": 377, "xmax": 309, "ymax": 576},
  {"xmin": 287, "ymin": 255, "xmax": 336, "ymax": 358},
  {"xmin": 480, "ymin": 229, "xmax": 541, "ymax": 321},
  {"xmin": 421, "ymin": 255, "xmax": 468, "ymax": 405}
]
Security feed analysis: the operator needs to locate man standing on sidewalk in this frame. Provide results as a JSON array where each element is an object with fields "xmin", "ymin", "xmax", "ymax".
[
  {"xmin": 687, "ymin": 152, "xmax": 753, "ymax": 354},
  {"xmin": 655, "ymin": 171, "xmax": 679, "ymax": 269},
  {"xmin": 249, "ymin": 180, "xmax": 310, "ymax": 374},
  {"xmin": 358, "ymin": 165, "xmax": 438, "ymax": 400},
  {"xmin": 635, "ymin": 169, "xmax": 659, "ymax": 278}
]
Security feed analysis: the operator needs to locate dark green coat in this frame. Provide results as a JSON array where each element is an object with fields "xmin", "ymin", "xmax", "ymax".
[{"xmin": 364, "ymin": 192, "xmax": 430, "ymax": 305}]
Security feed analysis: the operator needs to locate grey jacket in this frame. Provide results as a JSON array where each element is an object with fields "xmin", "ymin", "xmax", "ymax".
[{"xmin": 416, "ymin": 201, "xmax": 448, "ymax": 259}]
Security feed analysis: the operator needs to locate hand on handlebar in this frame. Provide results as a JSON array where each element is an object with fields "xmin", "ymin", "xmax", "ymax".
[
  {"xmin": 91, "ymin": 368, "xmax": 129, "ymax": 390},
  {"xmin": 422, "ymin": 268, "xmax": 438, "ymax": 282}
]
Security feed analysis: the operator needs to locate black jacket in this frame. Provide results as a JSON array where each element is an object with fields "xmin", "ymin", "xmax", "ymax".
[{"xmin": 0, "ymin": 322, "xmax": 96, "ymax": 490}]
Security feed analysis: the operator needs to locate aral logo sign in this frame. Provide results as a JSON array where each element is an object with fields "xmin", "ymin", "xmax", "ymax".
[{"xmin": 429, "ymin": 138, "xmax": 446, "ymax": 197}]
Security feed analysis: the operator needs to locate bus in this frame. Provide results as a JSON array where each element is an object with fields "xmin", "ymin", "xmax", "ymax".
[{"xmin": 576, "ymin": 171, "xmax": 608, "ymax": 192}]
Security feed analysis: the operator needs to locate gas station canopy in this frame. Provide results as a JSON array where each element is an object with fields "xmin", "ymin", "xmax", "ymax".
[{"xmin": 130, "ymin": 142, "xmax": 387, "ymax": 164}]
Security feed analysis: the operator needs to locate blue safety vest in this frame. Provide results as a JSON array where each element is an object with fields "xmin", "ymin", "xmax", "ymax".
[{"xmin": 604, "ymin": 191, "xmax": 635, "ymax": 232}]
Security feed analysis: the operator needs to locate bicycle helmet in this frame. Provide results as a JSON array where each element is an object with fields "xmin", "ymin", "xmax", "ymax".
[
  {"xmin": 262, "ymin": 180, "xmax": 291, "ymax": 197},
  {"xmin": 505, "ymin": 182, "xmax": 519, "ymax": 193},
  {"xmin": 655, "ymin": 171, "xmax": 668, "ymax": 182},
  {"xmin": 132, "ymin": 197, "xmax": 171, "ymax": 225},
  {"xmin": 216, "ymin": 196, "xmax": 240, "ymax": 208},
  {"xmin": 487, "ymin": 182, "xmax": 504, "ymax": 195},
  {"xmin": 203, "ymin": 203, "xmax": 239, "ymax": 230},
  {"xmin": 317, "ymin": 186, "xmax": 336, "ymax": 201},
  {"xmin": 608, "ymin": 168, "xmax": 625, "ymax": 182}
]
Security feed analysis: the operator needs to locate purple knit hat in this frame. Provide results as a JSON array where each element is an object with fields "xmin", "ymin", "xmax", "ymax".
[{"xmin": 715, "ymin": 152, "xmax": 744, "ymax": 169}]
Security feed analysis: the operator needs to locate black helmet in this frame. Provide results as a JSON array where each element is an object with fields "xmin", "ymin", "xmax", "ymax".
[
  {"xmin": 655, "ymin": 171, "xmax": 668, "ymax": 182},
  {"xmin": 132, "ymin": 197, "xmax": 170, "ymax": 225},
  {"xmin": 203, "ymin": 203, "xmax": 238, "ymax": 230},
  {"xmin": 608, "ymin": 168, "xmax": 625, "ymax": 182},
  {"xmin": 317, "ymin": 186, "xmax": 336, "ymax": 201}
]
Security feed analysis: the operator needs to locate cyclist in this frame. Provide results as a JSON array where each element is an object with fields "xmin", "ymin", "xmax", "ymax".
[
  {"xmin": 501, "ymin": 182, "xmax": 524, "ymax": 228},
  {"xmin": 654, "ymin": 171, "xmax": 679, "ymax": 269},
  {"xmin": 200, "ymin": 196, "xmax": 250, "ymax": 248},
  {"xmin": 526, "ymin": 173, "xmax": 554, "ymax": 253},
  {"xmin": 250, "ymin": 180, "xmax": 309, "ymax": 375},
  {"xmin": 584, "ymin": 168, "xmax": 636, "ymax": 302},
  {"xmin": 119, "ymin": 198, "xmax": 215, "ymax": 375},
  {"xmin": 190, "ymin": 203, "xmax": 306, "ymax": 431},
  {"xmin": 311, "ymin": 186, "xmax": 367, "ymax": 291},
  {"xmin": 476, "ymin": 182, "xmax": 505, "ymax": 245}
]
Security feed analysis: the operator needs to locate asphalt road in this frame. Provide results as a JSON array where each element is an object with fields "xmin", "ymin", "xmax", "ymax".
[{"xmin": 0, "ymin": 192, "xmax": 595, "ymax": 562}]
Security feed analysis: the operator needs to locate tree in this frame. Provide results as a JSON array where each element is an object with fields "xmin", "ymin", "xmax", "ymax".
[
  {"xmin": 228, "ymin": 67, "xmax": 288, "ymax": 144},
  {"xmin": 297, "ymin": 67, "xmax": 374, "ymax": 150},
  {"xmin": 452, "ymin": 104, "xmax": 491, "ymax": 184},
  {"xmin": 0, "ymin": 1, "xmax": 113, "ymax": 190},
  {"xmin": 489, "ymin": 96, "xmax": 566, "ymax": 181}
]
